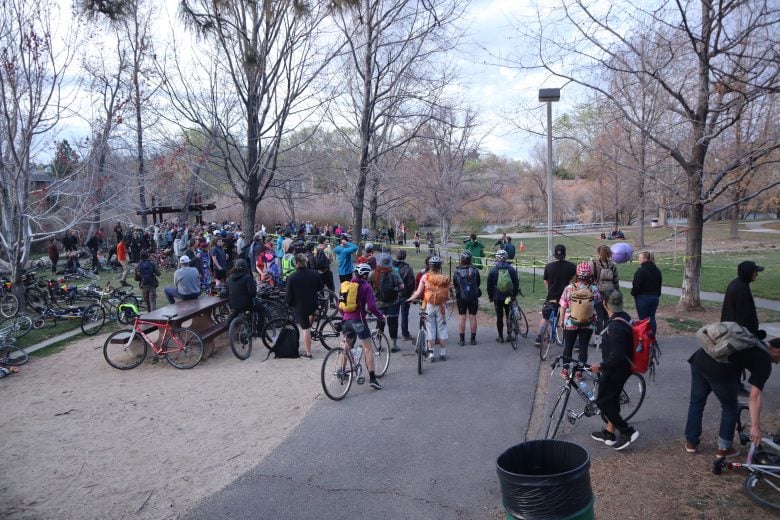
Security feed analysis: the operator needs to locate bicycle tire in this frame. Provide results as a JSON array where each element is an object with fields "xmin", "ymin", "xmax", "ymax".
[
  {"xmin": 262, "ymin": 300, "xmax": 288, "ymax": 321},
  {"xmin": 229, "ymin": 316, "xmax": 252, "ymax": 360},
  {"xmin": 261, "ymin": 316, "xmax": 291, "ymax": 350},
  {"xmin": 80, "ymin": 304, "xmax": 105, "ymax": 336},
  {"xmin": 317, "ymin": 316, "xmax": 342, "ymax": 351},
  {"xmin": 103, "ymin": 330, "xmax": 148, "ymax": 369},
  {"xmin": 546, "ymin": 385, "xmax": 571, "ymax": 440},
  {"xmin": 517, "ymin": 306, "xmax": 529, "ymax": 338},
  {"xmin": 600, "ymin": 372, "xmax": 646, "ymax": 422},
  {"xmin": 416, "ymin": 329, "xmax": 426, "ymax": 375},
  {"xmin": 164, "ymin": 328, "xmax": 204, "ymax": 369},
  {"xmin": 0, "ymin": 344, "xmax": 29, "ymax": 366},
  {"xmin": 321, "ymin": 347, "xmax": 353, "ymax": 401},
  {"xmin": 210, "ymin": 302, "xmax": 231, "ymax": 324},
  {"xmin": 539, "ymin": 321, "xmax": 551, "ymax": 360},
  {"xmin": 1, "ymin": 293, "xmax": 19, "ymax": 318},
  {"xmin": 0, "ymin": 314, "xmax": 32, "ymax": 339},
  {"xmin": 372, "ymin": 330, "xmax": 391, "ymax": 378},
  {"xmin": 744, "ymin": 471, "xmax": 780, "ymax": 511},
  {"xmin": 555, "ymin": 320, "xmax": 564, "ymax": 345},
  {"xmin": 509, "ymin": 312, "xmax": 519, "ymax": 350},
  {"xmin": 25, "ymin": 287, "xmax": 48, "ymax": 310}
]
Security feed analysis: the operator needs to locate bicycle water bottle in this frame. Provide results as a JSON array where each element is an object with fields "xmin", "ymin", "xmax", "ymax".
[{"xmin": 578, "ymin": 379, "xmax": 595, "ymax": 401}]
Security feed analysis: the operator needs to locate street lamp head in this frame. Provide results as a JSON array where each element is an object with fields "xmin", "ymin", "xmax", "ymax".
[{"xmin": 539, "ymin": 88, "xmax": 561, "ymax": 102}]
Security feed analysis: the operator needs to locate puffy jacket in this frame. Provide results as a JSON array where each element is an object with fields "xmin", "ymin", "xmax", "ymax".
[{"xmin": 226, "ymin": 271, "xmax": 256, "ymax": 312}]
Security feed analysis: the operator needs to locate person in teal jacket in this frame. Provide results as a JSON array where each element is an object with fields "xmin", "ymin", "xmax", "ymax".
[{"xmin": 333, "ymin": 236, "xmax": 358, "ymax": 283}]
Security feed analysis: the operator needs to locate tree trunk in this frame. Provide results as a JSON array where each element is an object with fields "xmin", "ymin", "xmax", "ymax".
[
  {"xmin": 729, "ymin": 189, "xmax": 741, "ymax": 239},
  {"xmin": 678, "ymin": 176, "xmax": 705, "ymax": 310},
  {"xmin": 351, "ymin": 0, "xmax": 374, "ymax": 238}
]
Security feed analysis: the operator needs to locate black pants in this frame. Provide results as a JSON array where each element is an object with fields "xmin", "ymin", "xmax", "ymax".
[
  {"xmin": 596, "ymin": 368, "xmax": 632, "ymax": 433},
  {"xmin": 562, "ymin": 327, "xmax": 593, "ymax": 365},
  {"xmin": 494, "ymin": 297, "xmax": 511, "ymax": 337},
  {"xmin": 320, "ymin": 270, "xmax": 334, "ymax": 292}
]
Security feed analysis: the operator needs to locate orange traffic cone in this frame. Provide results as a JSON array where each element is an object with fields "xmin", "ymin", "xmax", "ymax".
[{"xmin": 519, "ymin": 241, "xmax": 525, "ymax": 252}]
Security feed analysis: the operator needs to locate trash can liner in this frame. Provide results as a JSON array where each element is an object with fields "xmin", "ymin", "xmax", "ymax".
[{"xmin": 496, "ymin": 439, "xmax": 593, "ymax": 519}]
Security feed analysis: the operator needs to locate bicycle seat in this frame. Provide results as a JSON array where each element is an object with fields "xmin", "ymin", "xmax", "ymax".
[{"xmin": 163, "ymin": 314, "xmax": 178, "ymax": 320}]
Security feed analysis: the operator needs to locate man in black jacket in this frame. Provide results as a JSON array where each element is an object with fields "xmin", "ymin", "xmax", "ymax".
[
  {"xmin": 721, "ymin": 260, "xmax": 765, "ymax": 340},
  {"xmin": 394, "ymin": 249, "xmax": 416, "ymax": 341},
  {"xmin": 225, "ymin": 259, "xmax": 257, "ymax": 324},
  {"xmin": 590, "ymin": 291, "xmax": 639, "ymax": 451},
  {"xmin": 286, "ymin": 254, "xmax": 324, "ymax": 359}
]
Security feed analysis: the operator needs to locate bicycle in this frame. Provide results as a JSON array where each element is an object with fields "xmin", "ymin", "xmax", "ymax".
[
  {"xmin": 0, "ymin": 336, "xmax": 29, "ymax": 366},
  {"xmin": 545, "ymin": 356, "xmax": 646, "ymax": 440},
  {"xmin": 713, "ymin": 404, "xmax": 780, "ymax": 511},
  {"xmin": 28, "ymin": 297, "xmax": 106, "ymax": 336},
  {"xmin": 506, "ymin": 297, "xmax": 529, "ymax": 350},
  {"xmin": 0, "ymin": 278, "xmax": 19, "ymax": 317},
  {"xmin": 0, "ymin": 314, "xmax": 33, "ymax": 339},
  {"xmin": 103, "ymin": 314, "xmax": 204, "ymax": 370},
  {"xmin": 412, "ymin": 300, "xmax": 445, "ymax": 375},
  {"xmin": 538, "ymin": 300, "xmax": 563, "ymax": 361},
  {"xmin": 320, "ymin": 318, "xmax": 391, "ymax": 401}
]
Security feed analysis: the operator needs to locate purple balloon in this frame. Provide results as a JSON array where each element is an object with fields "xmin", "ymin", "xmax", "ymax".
[{"xmin": 611, "ymin": 242, "xmax": 634, "ymax": 264}]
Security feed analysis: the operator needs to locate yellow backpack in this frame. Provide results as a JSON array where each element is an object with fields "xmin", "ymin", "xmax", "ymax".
[{"xmin": 338, "ymin": 280, "xmax": 360, "ymax": 312}]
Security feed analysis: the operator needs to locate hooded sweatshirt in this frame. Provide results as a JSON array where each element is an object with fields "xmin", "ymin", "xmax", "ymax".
[{"xmin": 720, "ymin": 263, "xmax": 759, "ymax": 336}]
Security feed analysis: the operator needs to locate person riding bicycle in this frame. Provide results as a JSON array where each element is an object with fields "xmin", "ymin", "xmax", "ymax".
[
  {"xmin": 535, "ymin": 244, "xmax": 577, "ymax": 347},
  {"xmin": 559, "ymin": 262, "xmax": 602, "ymax": 378},
  {"xmin": 340, "ymin": 263, "xmax": 385, "ymax": 389},
  {"xmin": 225, "ymin": 259, "xmax": 258, "ymax": 324},
  {"xmin": 487, "ymin": 250, "xmax": 519, "ymax": 344},
  {"xmin": 407, "ymin": 256, "xmax": 453, "ymax": 362},
  {"xmin": 590, "ymin": 291, "xmax": 640, "ymax": 451},
  {"xmin": 453, "ymin": 250, "xmax": 481, "ymax": 346}
]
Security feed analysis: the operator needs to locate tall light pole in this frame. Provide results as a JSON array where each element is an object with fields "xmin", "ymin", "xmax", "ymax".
[{"xmin": 539, "ymin": 88, "xmax": 560, "ymax": 262}]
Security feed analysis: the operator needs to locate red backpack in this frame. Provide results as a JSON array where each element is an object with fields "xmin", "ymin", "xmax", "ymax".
[{"xmin": 612, "ymin": 317, "xmax": 655, "ymax": 374}]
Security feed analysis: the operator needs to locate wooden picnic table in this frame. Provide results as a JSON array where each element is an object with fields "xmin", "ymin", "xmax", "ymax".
[{"xmin": 140, "ymin": 295, "xmax": 229, "ymax": 359}]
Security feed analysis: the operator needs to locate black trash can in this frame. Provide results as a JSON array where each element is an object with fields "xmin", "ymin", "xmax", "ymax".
[{"xmin": 496, "ymin": 439, "xmax": 594, "ymax": 520}]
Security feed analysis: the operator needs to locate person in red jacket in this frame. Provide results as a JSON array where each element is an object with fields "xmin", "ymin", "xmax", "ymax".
[{"xmin": 116, "ymin": 238, "xmax": 131, "ymax": 287}]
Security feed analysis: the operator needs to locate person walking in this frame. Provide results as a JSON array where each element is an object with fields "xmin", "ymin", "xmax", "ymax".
[
  {"xmin": 163, "ymin": 256, "xmax": 201, "ymax": 304},
  {"xmin": 134, "ymin": 250, "xmax": 160, "ymax": 312},
  {"xmin": 286, "ymin": 254, "xmax": 324, "ymax": 359},
  {"xmin": 116, "ymin": 238, "xmax": 131, "ymax": 288},
  {"xmin": 393, "ymin": 249, "xmax": 416, "ymax": 341},
  {"xmin": 590, "ymin": 291, "xmax": 640, "ymax": 450},
  {"xmin": 486, "ymin": 250, "xmax": 519, "ymax": 343},
  {"xmin": 453, "ymin": 251, "xmax": 481, "ymax": 346},
  {"xmin": 333, "ymin": 235, "xmax": 358, "ymax": 283},
  {"xmin": 631, "ymin": 250, "xmax": 662, "ymax": 336},
  {"xmin": 559, "ymin": 262, "xmax": 602, "ymax": 378},
  {"xmin": 534, "ymin": 244, "xmax": 577, "ymax": 346},
  {"xmin": 371, "ymin": 254, "xmax": 404, "ymax": 353}
]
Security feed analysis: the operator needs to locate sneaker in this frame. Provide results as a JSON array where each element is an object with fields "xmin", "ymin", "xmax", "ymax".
[
  {"xmin": 427, "ymin": 352, "xmax": 435, "ymax": 363},
  {"xmin": 390, "ymin": 346, "xmax": 401, "ymax": 353},
  {"xmin": 685, "ymin": 442, "xmax": 698, "ymax": 454},
  {"xmin": 369, "ymin": 379, "xmax": 383, "ymax": 390},
  {"xmin": 440, "ymin": 355, "xmax": 447, "ymax": 361},
  {"xmin": 120, "ymin": 281, "xmax": 132, "ymax": 288},
  {"xmin": 496, "ymin": 336, "xmax": 504, "ymax": 343},
  {"xmin": 560, "ymin": 368, "xmax": 569, "ymax": 380},
  {"xmin": 591, "ymin": 429, "xmax": 617, "ymax": 446},
  {"xmin": 534, "ymin": 335, "xmax": 542, "ymax": 347},
  {"xmin": 715, "ymin": 446, "xmax": 740, "ymax": 459},
  {"xmin": 458, "ymin": 338, "xmax": 465, "ymax": 346},
  {"xmin": 300, "ymin": 352, "xmax": 313, "ymax": 359},
  {"xmin": 613, "ymin": 428, "xmax": 639, "ymax": 451},
  {"xmin": 470, "ymin": 337, "xmax": 476, "ymax": 345}
]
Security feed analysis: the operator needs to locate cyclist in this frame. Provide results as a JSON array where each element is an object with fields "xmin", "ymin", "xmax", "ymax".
[
  {"xmin": 559, "ymin": 262, "xmax": 602, "ymax": 378},
  {"xmin": 224, "ymin": 259, "xmax": 258, "ymax": 323},
  {"xmin": 452, "ymin": 250, "xmax": 480, "ymax": 346},
  {"xmin": 407, "ymin": 256, "xmax": 452, "ymax": 362},
  {"xmin": 340, "ymin": 263, "xmax": 385, "ymax": 389},
  {"xmin": 487, "ymin": 250, "xmax": 519, "ymax": 344},
  {"xmin": 534, "ymin": 244, "xmax": 577, "ymax": 347}
]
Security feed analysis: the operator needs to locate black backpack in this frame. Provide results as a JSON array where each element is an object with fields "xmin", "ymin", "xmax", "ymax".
[
  {"xmin": 264, "ymin": 323, "xmax": 300, "ymax": 360},
  {"xmin": 396, "ymin": 262, "xmax": 415, "ymax": 298},
  {"xmin": 315, "ymin": 248, "xmax": 330, "ymax": 271},
  {"xmin": 456, "ymin": 267, "xmax": 479, "ymax": 303},
  {"xmin": 136, "ymin": 259, "xmax": 158, "ymax": 287},
  {"xmin": 378, "ymin": 271, "xmax": 398, "ymax": 302}
]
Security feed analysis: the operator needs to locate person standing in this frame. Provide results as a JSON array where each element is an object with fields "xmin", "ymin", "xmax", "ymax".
[
  {"xmin": 590, "ymin": 291, "xmax": 640, "ymax": 450},
  {"xmin": 116, "ymin": 238, "xmax": 131, "ymax": 288},
  {"xmin": 371, "ymin": 254, "xmax": 404, "ymax": 353},
  {"xmin": 164, "ymin": 256, "xmax": 201, "ymax": 304},
  {"xmin": 314, "ymin": 236, "xmax": 335, "ymax": 292},
  {"xmin": 721, "ymin": 261, "xmax": 766, "ymax": 340},
  {"xmin": 631, "ymin": 250, "xmax": 662, "ymax": 336},
  {"xmin": 463, "ymin": 233, "xmax": 485, "ymax": 269},
  {"xmin": 534, "ymin": 244, "xmax": 577, "ymax": 347},
  {"xmin": 210, "ymin": 237, "xmax": 227, "ymax": 286},
  {"xmin": 333, "ymin": 236, "xmax": 358, "ymax": 283},
  {"xmin": 393, "ymin": 249, "xmax": 416, "ymax": 341},
  {"xmin": 113, "ymin": 222, "xmax": 123, "ymax": 244},
  {"xmin": 453, "ymin": 251, "xmax": 481, "ymax": 346},
  {"xmin": 407, "ymin": 256, "xmax": 452, "ymax": 362},
  {"xmin": 286, "ymin": 254, "xmax": 324, "ymax": 359},
  {"xmin": 559, "ymin": 262, "xmax": 602, "ymax": 377},
  {"xmin": 86, "ymin": 233, "xmax": 100, "ymax": 273},
  {"xmin": 592, "ymin": 245, "xmax": 619, "ymax": 333},
  {"xmin": 502, "ymin": 236, "xmax": 516, "ymax": 261},
  {"xmin": 47, "ymin": 238, "xmax": 60, "ymax": 274},
  {"xmin": 487, "ymin": 250, "xmax": 519, "ymax": 343},
  {"xmin": 134, "ymin": 250, "xmax": 160, "ymax": 312}
]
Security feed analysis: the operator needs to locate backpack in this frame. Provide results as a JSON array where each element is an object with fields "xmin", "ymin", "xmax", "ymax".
[
  {"xmin": 496, "ymin": 267, "xmax": 513, "ymax": 294},
  {"xmin": 612, "ymin": 317, "xmax": 655, "ymax": 374},
  {"xmin": 696, "ymin": 322, "xmax": 767, "ymax": 363},
  {"xmin": 263, "ymin": 323, "xmax": 300, "ymax": 360},
  {"xmin": 281, "ymin": 254, "xmax": 295, "ymax": 280},
  {"xmin": 397, "ymin": 263, "xmax": 415, "ymax": 298},
  {"xmin": 424, "ymin": 273, "xmax": 450, "ymax": 305},
  {"xmin": 136, "ymin": 259, "xmax": 158, "ymax": 287},
  {"xmin": 264, "ymin": 252, "xmax": 281, "ymax": 279},
  {"xmin": 377, "ymin": 271, "xmax": 398, "ymax": 302},
  {"xmin": 338, "ymin": 280, "xmax": 360, "ymax": 312},
  {"xmin": 569, "ymin": 284, "xmax": 595, "ymax": 326},
  {"xmin": 456, "ymin": 267, "xmax": 479, "ymax": 304},
  {"xmin": 315, "ymin": 248, "xmax": 330, "ymax": 271},
  {"xmin": 595, "ymin": 260, "xmax": 616, "ymax": 292}
]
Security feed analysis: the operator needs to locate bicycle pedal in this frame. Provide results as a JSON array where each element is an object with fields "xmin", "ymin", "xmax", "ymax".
[
  {"xmin": 357, "ymin": 377, "xmax": 365, "ymax": 385},
  {"xmin": 566, "ymin": 410, "xmax": 577, "ymax": 424}
]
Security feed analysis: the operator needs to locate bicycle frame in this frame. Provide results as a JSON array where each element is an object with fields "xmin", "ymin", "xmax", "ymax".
[{"xmin": 130, "ymin": 317, "xmax": 179, "ymax": 355}]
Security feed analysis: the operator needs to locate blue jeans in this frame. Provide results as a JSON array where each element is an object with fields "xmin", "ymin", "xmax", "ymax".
[
  {"xmin": 684, "ymin": 364, "xmax": 739, "ymax": 450},
  {"xmin": 634, "ymin": 294, "xmax": 659, "ymax": 336}
]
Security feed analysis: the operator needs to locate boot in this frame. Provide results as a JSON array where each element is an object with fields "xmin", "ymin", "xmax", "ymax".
[{"xmin": 390, "ymin": 338, "xmax": 400, "ymax": 353}]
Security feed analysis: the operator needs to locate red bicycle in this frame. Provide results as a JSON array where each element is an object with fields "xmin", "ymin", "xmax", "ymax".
[{"xmin": 103, "ymin": 314, "xmax": 204, "ymax": 370}]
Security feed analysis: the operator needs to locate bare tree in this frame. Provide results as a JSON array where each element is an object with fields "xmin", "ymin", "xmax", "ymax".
[{"xmin": 514, "ymin": 0, "xmax": 780, "ymax": 309}]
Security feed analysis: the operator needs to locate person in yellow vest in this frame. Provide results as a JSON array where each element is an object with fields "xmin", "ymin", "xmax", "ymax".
[{"xmin": 407, "ymin": 256, "xmax": 453, "ymax": 362}]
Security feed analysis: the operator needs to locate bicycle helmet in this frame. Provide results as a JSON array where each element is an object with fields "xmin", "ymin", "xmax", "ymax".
[
  {"xmin": 354, "ymin": 263, "xmax": 372, "ymax": 277},
  {"xmin": 576, "ymin": 261, "xmax": 593, "ymax": 279},
  {"xmin": 364, "ymin": 242, "xmax": 374, "ymax": 252},
  {"xmin": 429, "ymin": 256, "xmax": 442, "ymax": 267},
  {"xmin": 495, "ymin": 250, "xmax": 508, "ymax": 262},
  {"xmin": 460, "ymin": 250, "xmax": 472, "ymax": 263}
]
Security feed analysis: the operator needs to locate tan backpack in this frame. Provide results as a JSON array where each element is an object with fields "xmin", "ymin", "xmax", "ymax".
[
  {"xmin": 424, "ymin": 273, "xmax": 450, "ymax": 305},
  {"xmin": 569, "ymin": 283, "xmax": 595, "ymax": 326}
]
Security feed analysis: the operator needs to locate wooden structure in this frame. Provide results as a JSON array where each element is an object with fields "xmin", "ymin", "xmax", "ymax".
[{"xmin": 136, "ymin": 194, "xmax": 216, "ymax": 225}]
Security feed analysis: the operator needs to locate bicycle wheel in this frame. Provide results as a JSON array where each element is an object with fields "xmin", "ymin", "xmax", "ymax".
[
  {"xmin": 744, "ymin": 471, "xmax": 780, "ymax": 511},
  {"xmin": 164, "ymin": 328, "xmax": 204, "ymax": 369},
  {"xmin": 262, "ymin": 300, "xmax": 288, "ymax": 321},
  {"xmin": 103, "ymin": 330, "xmax": 148, "ymax": 369},
  {"xmin": 516, "ymin": 307, "xmax": 529, "ymax": 338},
  {"xmin": 321, "ymin": 347, "xmax": 353, "ymax": 401},
  {"xmin": 261, "ymin": 316, "xmax": 290, "ymax": 350},
  {"xmin": 554, "ymin": 320, "xmax": 564, "ymax": 345},
  {"xmin": 80, "ymin": 304, "xmax": 105, "ymax": 336},
  {"xmin": 25, "ymin": 287, "xmax": 48, "ymax": 310},
  {"xmin": 619, "ymin": 372, "xmax": 646, "ymax": 421},
  {"xmin": 372, "ymin": 330, "xmax": 391, "ymax": 378},
  {"xmin": 509, "ymin": 313, "xmax": 519, "ymax": 350},
  {"xmin": 229, "ymin": 316, "xmax": 252, "ymax": 360},
  {"xmin": 0, "ymin": 344, "xmax": 29, "ymax": 366},
  {"xmin": 210, "ymin": 302, "xmax": 231, "ymax": 324},
  {"xmin": 546, "ymin": 385, "xmax": 571, "ymax": 440},
  {"xmin": 416, "ymin": 329, "xmax": 426, "ymax": 375},
  {"xmin": 318, "ymin": 288, "xmax": 339, "ymax": 318},
  {"xmin": 317, "ymin": 316, "xmax": 342, "ymax": 351},
  {"xmin": 539, "ymin": 321, "xmax": 552, "ymax": 361},
  {"xmin": 1, "ymin": 293, "xmax": 19, "ymax": 318}
]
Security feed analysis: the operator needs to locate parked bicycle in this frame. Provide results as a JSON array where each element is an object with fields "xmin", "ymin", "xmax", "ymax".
[
  {"xmin": 538, "ymin": 299, "xmax": 564, "ymax": 361},
  {"xmin": 0, "ymin": 333, "xmax": 29, "ymax": 366},
  {"xmin": 545, "ymin": 356, "xmax": 646, "ymax": 440},
  {"xmin": 0, "ymin": 314, "xmax": 33, "ymax": 339},
  {"xmin": 103, "ymin": 314, "xmax": 204, "ymax": 370},
  {"xmin": 0, "ymin": 278, "xmax": 19, "ymax": 318},
  {"xmin": 28, "ymin": 298, "xmax": 105, "ymax": 336}
]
